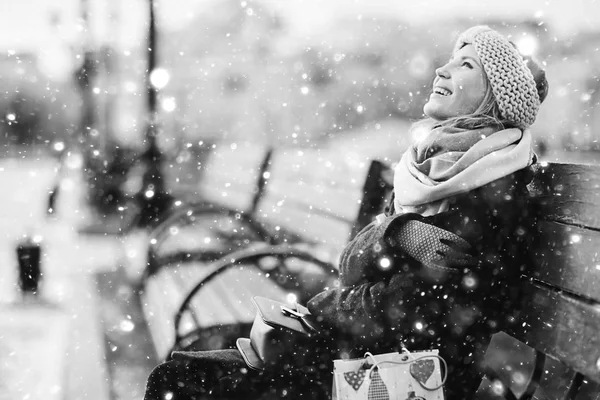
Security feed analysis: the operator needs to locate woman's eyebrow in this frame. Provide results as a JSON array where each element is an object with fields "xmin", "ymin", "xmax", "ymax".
[{"xmin": 458, "ymin": 55, "xmax": 482, "ymax": 67}]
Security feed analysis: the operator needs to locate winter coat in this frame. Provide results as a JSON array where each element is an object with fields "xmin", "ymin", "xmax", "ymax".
[{"xmin": 306, "ymin": 168, "xmax": 534, "ymax": 397}]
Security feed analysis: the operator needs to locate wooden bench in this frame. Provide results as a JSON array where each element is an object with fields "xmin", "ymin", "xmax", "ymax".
[
  {"xmin": 138, "ymin": 141, "xmax": 280, "ymax": 356},
  {"xmin": 142, "ymin": 141, "xmax": 275, "ymax": 277},
  {"xmin": 481, "ymin": 162, "xmax": 600, "ymax": 399},
  {"xmin": 121, "ymin": 142, "xmax": 273, "ymax": 279},
  {"xmin": 139, "ymin": 145, "xmax": 392, "ymax": 360}
]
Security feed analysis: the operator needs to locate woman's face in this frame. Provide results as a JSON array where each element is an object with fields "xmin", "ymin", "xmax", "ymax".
[{"xmin": 423, "ymin": 44, "xmax": 487, "ymax": 120}]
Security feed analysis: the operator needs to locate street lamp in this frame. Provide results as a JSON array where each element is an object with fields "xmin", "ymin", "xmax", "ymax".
[{"xmin": 134, "ymin": 0, "xmax": 174, "ymax": 228}]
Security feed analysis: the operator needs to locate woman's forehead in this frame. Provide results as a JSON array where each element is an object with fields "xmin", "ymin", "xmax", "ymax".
[{"xmin": 453, "ymin": 43, "xmax": 478, "ymax": 59}]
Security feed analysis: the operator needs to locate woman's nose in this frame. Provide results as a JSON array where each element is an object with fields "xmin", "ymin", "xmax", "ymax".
[{"xmin": 436, "ymin": 66, "xmax": 450, "ymax": 79}]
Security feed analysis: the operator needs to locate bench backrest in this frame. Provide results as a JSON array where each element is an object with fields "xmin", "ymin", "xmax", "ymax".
[
  {"xmin": 512, "ymin": 162, "xmax": 600, "ymax": 385},
  {"xmin": 146, "ymin": 143, "xmax": 393, "ymax": 279},
  {"xmin": 166, "ymin": 141, "xmax": 272, "ymax": 213},
  {"xmin": 255, "ymin": 148, "xmax": 393, "ymax": 260}
]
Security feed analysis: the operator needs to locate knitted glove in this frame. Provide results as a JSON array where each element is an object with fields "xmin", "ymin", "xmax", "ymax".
[{"xmin": 386, "ymin": 219, "xmax": 475, "ymax": 282}]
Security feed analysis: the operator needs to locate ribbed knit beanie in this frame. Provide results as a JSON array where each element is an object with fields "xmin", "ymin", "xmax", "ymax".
[{"xmin": 454, "ymin": 25, "xmax": 542, "ymax": 129}]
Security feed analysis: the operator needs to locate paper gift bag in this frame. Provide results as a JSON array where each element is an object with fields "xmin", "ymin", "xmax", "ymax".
[{"xmin": 333, "ymin": 350, "xmax": 446, "ymax": 400}]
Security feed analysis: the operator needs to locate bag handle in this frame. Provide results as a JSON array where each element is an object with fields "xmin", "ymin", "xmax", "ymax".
[
  {"xmin": 363, "ymin": 350, "xmax": 447, "ymax": 391},
  {"xmin": 280, "ymin": 305, "xmax": 319, "ymax": 333}
]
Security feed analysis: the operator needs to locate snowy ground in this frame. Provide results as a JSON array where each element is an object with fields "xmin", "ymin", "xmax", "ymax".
[{"xmin": 0, "ymin": 155, "xmax": 129, "ymax": 400}]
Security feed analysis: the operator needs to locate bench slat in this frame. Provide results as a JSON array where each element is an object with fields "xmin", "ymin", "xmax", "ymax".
[
  {"xmin": 530, "ymin": 220, "xmax": 600, "ymax": 302},
  {"xmin": 260, "ymin": 151, "xmax": 371, "ymax": 216},
  {"xmin": 258, "ymin": 199, "xmax": 354, "ymax": 247},
  {"xmin": 173, "ymin": 143, "xmax": 270, "ymax": 211},
  {"xmin": 257, "ymin": 150, "xmax": 375, "ymax": 246},
  {"xmin": 187, "ymin": 268, "xmax": 255, "ymax": 325},
  {"xmin": 529, "ymin": 163, "xmax": 600, "ymax": 230},
  {"xmin": 150, "ymin": 209, "xmax": 270, "ymax": 268},
  {"xmin": 267, "ymin": 149, "xmax": 371, "ymax": 185},
  {"xmin": 181, "ymin": 269, "xmax": 241, "ymax": 327},
  {"xmin": 513, "ymin": 280, "xmax": 600, "ymax": 384},
  {"xmin": 142, "ymin": 271, "xmax": 186, "ymax": 358},
  {"xmin": 197, "ymin": 185, "xmax": 258, "ymax": 212},
  {"xmin": 143, "ymin": 261, "xmax": 232, "ymax": 358},
  {"xmin": 206, "ymin": 267, "xmax": 289, "ymax": 322},
  {"xmin": 265, "ymin": 183, "xmax": 364, "ymax": 221}
]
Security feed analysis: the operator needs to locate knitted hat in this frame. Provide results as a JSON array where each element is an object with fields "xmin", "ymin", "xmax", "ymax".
[{"xmin": 454, "ymin": 26, "xmax": 541, "ymax": 129}]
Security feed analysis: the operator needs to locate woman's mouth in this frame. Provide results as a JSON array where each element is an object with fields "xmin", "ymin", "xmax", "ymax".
[{"xmin": 432, "ymin": 87, "xmax": 452, "ymax": 96}]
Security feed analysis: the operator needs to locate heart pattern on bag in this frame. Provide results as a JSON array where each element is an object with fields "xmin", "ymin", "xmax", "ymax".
[
  {"xmin": 344, "ymin": 369, "xmax": 367, "ymax": 391},
  {"xmin": 409, "ymin": 359, "xmax": 435, "ymax": 386},
  {"xmin": 344, "ymin": 368, "xmax": 390, "ymax": 399}
]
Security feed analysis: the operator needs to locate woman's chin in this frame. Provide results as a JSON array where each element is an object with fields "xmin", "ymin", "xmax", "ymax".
[{"xmin": 423, "ymin": 102, "xmax": 445, "ymax": 120}]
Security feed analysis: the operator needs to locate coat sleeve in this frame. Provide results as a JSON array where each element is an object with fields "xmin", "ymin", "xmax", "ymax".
[
  {"xmin": 306, "ymin": 207, "xmax": 482, "ymax": 349},
  {"xmin": 337, "ymin": 212, "xmax": 417, "ymax": 287},
  {"xmin": 307, "ymin": 270, "xmax": 417, "ymax": 349}
]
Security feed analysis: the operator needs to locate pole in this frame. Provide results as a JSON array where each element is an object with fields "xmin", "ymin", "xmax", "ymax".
[
  {"xmin": 135, "ymin": 0, "xmax": 173, "ymax": 228},
  {"xmin": 78, "ymin": 0, "xmax": 95, "ymax": 145},
  {"xmin": 147, "ymin": 0, "xmax": 157, "ymax": 117}
]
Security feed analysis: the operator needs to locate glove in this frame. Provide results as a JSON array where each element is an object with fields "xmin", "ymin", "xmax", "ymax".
[{"xmin": 386, "ymin": 219, "xmax": 475, "ymax": 282}]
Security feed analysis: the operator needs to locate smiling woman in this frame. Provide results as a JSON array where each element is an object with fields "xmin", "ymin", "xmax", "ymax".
[
  {"xmin": 392, "ymin": 25, "xmax": 547, "ymax": 216},
  {"xmin": 143, "ymin": 25, "xmax": 550, "ymax": 400}
]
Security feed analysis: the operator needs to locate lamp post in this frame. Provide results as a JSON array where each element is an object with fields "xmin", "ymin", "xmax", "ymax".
[{"xmin": 135, "ymin": 0, "xmax": 173, "ymax": 227}]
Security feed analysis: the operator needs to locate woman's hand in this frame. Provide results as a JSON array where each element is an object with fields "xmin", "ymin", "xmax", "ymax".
[{"xmin": 387, "ymin": 219, "xmax": 475, "ymax": 282}]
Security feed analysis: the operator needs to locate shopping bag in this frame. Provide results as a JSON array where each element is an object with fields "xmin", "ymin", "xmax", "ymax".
[{"xmin": 332, "ymin": 349, "xmax": 446, "ymax": 400}]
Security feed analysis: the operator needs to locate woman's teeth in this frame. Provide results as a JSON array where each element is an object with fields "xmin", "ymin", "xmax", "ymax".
[{"xmin": 434, "ymin": 87, "xmax": 451, "ymax": 96}]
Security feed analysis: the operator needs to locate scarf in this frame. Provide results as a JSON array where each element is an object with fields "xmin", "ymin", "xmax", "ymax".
[{"xmin": 393, "ymin": 125, "xmax": 533, "ymax": 216}]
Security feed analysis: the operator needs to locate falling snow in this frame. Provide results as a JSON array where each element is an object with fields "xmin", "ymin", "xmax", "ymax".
[{"xmin": 0, "ymin": 1, "xmax": 599, "ymax": 400}]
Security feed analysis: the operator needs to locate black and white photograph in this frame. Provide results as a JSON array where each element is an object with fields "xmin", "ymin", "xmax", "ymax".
[{"xmin": 0, "ymin": 0, "xmax": 599, "ymax": 399}]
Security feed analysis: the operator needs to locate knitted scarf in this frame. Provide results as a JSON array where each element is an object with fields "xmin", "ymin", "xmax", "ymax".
[{"xmin": 393, "ymin": 125, "xmax": 533, "ymax": 216}]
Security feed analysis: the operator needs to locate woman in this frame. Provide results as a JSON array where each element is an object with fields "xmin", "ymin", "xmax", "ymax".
[{"xmin": 144, "ymin": 25, "xmax": 549, "ymax": 400}]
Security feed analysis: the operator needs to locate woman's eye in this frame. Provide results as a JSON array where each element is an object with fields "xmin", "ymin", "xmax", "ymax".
[{"xmin": 462, "ymin": 61, "xmax": 473, "ymax": 69}]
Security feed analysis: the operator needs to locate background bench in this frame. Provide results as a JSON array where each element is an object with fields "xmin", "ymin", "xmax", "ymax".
[
  {"xmin": 143, "ymin": 142, "xmax": 275, "ymax": 277},
  {"xmin": 122, "ymin": 142, "xmax": 273, "ymax": 278},
  {"xmin": 482, "ymin": 162, "xmax": 600, "ymax": 399},
  {"xmin": 164, "ymin": 141, "xmax": 273, "ymax": 211},
  {"xmin": 140, "ymin": 145, "xmax": 392, "ymax": 360}
]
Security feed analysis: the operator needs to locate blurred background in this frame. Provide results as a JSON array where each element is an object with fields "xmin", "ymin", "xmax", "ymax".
[
  {"xmin": 2, "ymin": 0, "xmax": 600, "ymax": 162},
  {"xmin": 0, "ymin": 0, "xmax": 599, "ymax": 399}
]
